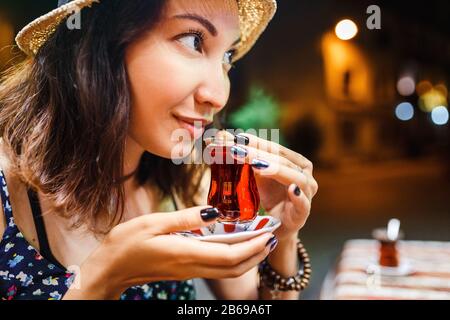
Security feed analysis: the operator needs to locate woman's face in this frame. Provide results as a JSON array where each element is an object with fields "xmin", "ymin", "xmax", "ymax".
[{"xmin": 125, "ymin": 0, "xmax": 240, "ymax": 159}]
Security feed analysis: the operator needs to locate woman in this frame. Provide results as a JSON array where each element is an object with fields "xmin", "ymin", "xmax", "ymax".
[{"xmin": 0, "ymin": 0, "xmax": 318, "ymax": 300}]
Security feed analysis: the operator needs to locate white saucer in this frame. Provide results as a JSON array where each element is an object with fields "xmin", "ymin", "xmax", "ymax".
[{"xmin": 174, "ymin": 215, "xmax": 281, "ymax": 244}]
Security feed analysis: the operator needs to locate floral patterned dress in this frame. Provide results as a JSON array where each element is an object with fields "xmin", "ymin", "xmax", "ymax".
[{"xmin": 0, "ymin": 169, "xmax": 196, "ymax": 300}]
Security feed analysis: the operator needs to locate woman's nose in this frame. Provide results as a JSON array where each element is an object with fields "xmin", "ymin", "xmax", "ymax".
[{"xmin": 194, "ymin": 64, "xmax": 230, "ymax": 111}]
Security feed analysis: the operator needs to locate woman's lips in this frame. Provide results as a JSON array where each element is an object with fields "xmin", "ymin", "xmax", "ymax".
[{"xmin": 173, "ymin": 115, "xmax": 207, "ymax": 140}]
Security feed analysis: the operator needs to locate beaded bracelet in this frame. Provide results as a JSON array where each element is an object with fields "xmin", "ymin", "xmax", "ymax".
[{"xmin": 258, "ymin": 238, "xmax": 311, "ymax": 296}]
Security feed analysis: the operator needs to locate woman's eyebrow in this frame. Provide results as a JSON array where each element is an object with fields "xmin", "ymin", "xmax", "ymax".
[
  {"xmin": 173, "ymin": 13, "xmax": 241, "ymax": 46},
  {"xmin": 173, "ymin": 13, "xmax": 218, "ymax": 36}
]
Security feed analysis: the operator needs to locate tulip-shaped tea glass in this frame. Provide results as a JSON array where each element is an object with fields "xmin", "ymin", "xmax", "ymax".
[{"xmin": 206, "ymin": 136, "xmax": 260, "ymax": 224}]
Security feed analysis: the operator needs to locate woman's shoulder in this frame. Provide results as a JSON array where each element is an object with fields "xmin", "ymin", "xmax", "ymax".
[
  {"xmin": 0, "ymin": 139, "xmax": 11, "ymax": 237},
  {"xmin": 0, "ymin": 138, "xmax": 21, "ymax": 196},
  {"xmin": 0, "ymin": 139, "xmax": 19, "ymax": 182},
  {"xmin": 0, "ymin": 190, "xmax": 4, "ymax": 238},
  {"xmin": 0, "ymin": 139, "xmax": 38, "ymax": 247}
]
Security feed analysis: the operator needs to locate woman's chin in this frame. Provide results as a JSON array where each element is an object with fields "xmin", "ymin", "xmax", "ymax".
[
  {"xmin": 170, "ymin": 140, "xmax": 195, "ymax": 161},
  {"xmin": 146, "ymin": 140, "xmax": 194, "ymax": 162}
]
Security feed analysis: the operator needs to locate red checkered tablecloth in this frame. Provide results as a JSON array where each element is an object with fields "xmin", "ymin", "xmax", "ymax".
[{"xmin": 320, "ymin": 240, "xmax": 450, "ymax": 300}]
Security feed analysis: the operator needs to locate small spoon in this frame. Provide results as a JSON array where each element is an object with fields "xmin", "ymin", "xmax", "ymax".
[{"xmin": 387, "ymin": 218, "xmax": 401, "ymax": 241}]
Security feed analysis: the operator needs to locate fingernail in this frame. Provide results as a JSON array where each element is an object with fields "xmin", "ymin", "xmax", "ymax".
[
  {"xmin": 230, "ymin": 145, "xmax": 248, "ymax": 158},
  {"xmin": 200, "ymin": 207, "xmax": 220, "ymax": 222},
  {"xmin": 234, "ymin": 135, "xmax": 249, "ymax": 146},
  {"xmin": 270, "ymin": 239, "xmax": 278, "ymax": 252},
  {"xmin": 266, "ymin": 235, "xmax": 278, "ymax": 253},
  {"xmin": 269, "ymin": 236, "xmax": 278, "ymax": 252},
  {"xmin": 294, "ymin": 185, "xmax": 301, "ymax": 197},
  {"xmin": 251, "ymin": 158, "xmax": 270, "ymax": 170}
]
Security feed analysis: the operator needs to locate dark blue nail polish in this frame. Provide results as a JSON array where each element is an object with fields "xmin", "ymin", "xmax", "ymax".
[
  {"xmin": 200, "ymin": 208, "xmax": 220, "ymax": 222},
  {"xmin": 266, "ymin": 235, "xmax": 278, "ymax": 252},
  {"xmin": 230, "ymin": 146, "xmax": 247, "ymax": 158},
  {"xmin": 294, "ymin": 186, "xmax": 301, "ymax": 197},
  {"xmin": 251, "ymin": 159, "xmax": 270, "ymax": 170},
  {"xmin": 234, "ymin": 135, "xmax": 249, "ymax": 146},
  {"xmin": 269, "ymin": 239, "xmax": 279, "ymax": 252},
  {"xmin": 266, "ymin": 235, "xmax": 277, "ymax": 247}
]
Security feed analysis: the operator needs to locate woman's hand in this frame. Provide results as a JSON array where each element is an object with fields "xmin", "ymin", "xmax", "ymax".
[
  {"xmin": 231, "ymin": 133, "xmax": 318, "ymax": 242},
  {"xmin": 64, "ymin": 206, "xmax": 275, "ymax": 300}
]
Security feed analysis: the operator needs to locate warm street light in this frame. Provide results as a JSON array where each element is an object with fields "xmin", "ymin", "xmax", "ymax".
[{"xmin": 335, "ymin": 19, "xmax": 358, "ymax": 40}]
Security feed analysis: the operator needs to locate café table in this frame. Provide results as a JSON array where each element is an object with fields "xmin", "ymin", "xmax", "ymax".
[{"xmin": 320, "ymin": 239, "xmax": 450, "ymax": 300}]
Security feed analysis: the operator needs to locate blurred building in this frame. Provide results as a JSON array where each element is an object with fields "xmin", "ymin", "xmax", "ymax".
[{"xmin": 236, "ymin": 0, "xmax": 450, "ymax": 168}]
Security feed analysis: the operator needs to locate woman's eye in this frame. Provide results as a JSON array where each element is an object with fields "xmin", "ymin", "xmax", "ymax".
[
  {"xmin": 178, "ymin": 32, "xmax": 204, "ymax": 53},
  {"xmin": 223, "ymin": 49, "xmax": 236, "ymax": 66}
]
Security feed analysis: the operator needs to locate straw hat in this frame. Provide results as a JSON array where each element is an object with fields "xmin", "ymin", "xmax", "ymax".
[{"xmin": 15, "ymin": 0, "xmax": 277, "ymax": 61}]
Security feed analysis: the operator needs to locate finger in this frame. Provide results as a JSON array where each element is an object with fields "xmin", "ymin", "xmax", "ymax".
[
  {"xmin": 286, "ymin": 184, "xmax": 311, "ymax": 229},
  {"xmin": 230, "ymin": 145, "xmax": 314, "ymax": 198},
  {"xmin": 196, "ymin": 238, "xmax": 276, "ymax": 279},
  {"xmin": 204, "ymin": 130, "xmax": 235, "ymax": 146},
  {"xmin": 243, "ymin": 146, "xmax": 318, "ymax": 199},
  {"xmin": 166, "ymin": 232, "xmax": 274, "ymax": 268},
  {"xmin": 137, "ymin": 206, "xmax": 219, "ymax": 235},
  {"xmin": 235, "ymin": 133, "xmax": 314, "ymax": 174},
  {"xmin": 230, "ymin": 145, "xmax": 301, "ymax": 172},
  {"xmin": 258, "ymin": 164, "xmax": 313, "ymax": 200}
]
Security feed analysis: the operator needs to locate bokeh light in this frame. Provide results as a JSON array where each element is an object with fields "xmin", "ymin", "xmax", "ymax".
[
  {"xmin": 416, "ymin": 80, "xmax": 433, "ymax": 96},
  {"xmin": 419, "ymin": 88, "xmax": 448, "ymax": 112},
  {"xmin": 431, "ymin": 106, "xmax": 449, "ymax": 126},
  {"xmin": 395, "ymin": 102, "xmax": 414, "ymax": 121},
  {"xmin": 435, "ymin": 84, "xmax": 448, "ymax": 99},
  {"xmin": 335, "ymin": 19, "xmax": 358, "ymax": 40},
  {"xmin": 397, "ymin": 76, "xmax": 416, "ymax": 96}
]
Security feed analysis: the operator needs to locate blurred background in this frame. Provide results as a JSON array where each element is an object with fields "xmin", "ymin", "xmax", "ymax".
[{"xmin": 1, "ymin": 0, "xmax": 449, "ymax": 299}]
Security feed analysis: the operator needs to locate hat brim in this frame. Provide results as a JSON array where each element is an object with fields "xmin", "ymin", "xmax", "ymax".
[
  {"xmin": 235, "ymin": 0, "xmax": 277, "ymax": 60},
  {"xmin": 15, "ymin": 0, "xmax": 277, "ymax": 61}
]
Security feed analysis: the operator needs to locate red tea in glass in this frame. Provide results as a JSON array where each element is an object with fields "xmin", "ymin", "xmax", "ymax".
[
  {"xmin": 372, "ymin": 228, "xmax": 403, "ymax": 267},
  {"xmin": 206, "ymin": 141, "xmax": 260, "ymax": 224},
  {"xmin": 378, "ymin": 240, "xmax": 399, "ymax": 267}
]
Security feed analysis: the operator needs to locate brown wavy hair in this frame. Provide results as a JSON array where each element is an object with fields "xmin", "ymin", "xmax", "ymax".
[{"xmin": 0, "ymin": 0, "xmax": 207, "ymax": 234}]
